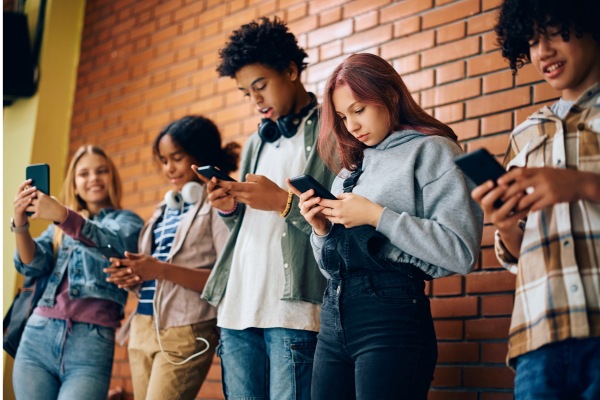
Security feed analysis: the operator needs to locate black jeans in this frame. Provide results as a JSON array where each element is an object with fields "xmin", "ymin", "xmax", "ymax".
[{"xmin": 312, "ymin": 225, "xmax": 437, "ymax": 400}]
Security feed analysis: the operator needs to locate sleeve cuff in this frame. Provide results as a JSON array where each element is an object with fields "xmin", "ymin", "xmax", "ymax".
[
  {"xmin": 56, "ymin": 207, "xmax": 95, "ymax": 247},
  {"xmin": 494, "ymin": 230, "xmax": 519, "ymax": 274}
]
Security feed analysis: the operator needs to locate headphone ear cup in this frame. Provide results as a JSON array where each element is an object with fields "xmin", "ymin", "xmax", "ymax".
[
  {"xmin": 181, "ymin": 182, "xmax": 203, "ymax": 204},
  {"xmin": 278, "ymin": 115, "xmax": 300, "ymax": 138},
  {"xmin": 258, "ymin": 118, "xmax": 281, "ymax": 143},
  {"xmin": 164, "ymin": 190, "xmax": 182, "ymax": 210}
]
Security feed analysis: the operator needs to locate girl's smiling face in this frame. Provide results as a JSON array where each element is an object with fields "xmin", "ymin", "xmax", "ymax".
[
  {"xmin": 158, "ymin": 134, "xmax": 200, "ymax": 191},
  {"xmin": 332, "ymin": 84, "xmax": 391, "ymax": 147},
  {"xmin": 74, "ymin": 153, "xmax": 111, "ymax": 212}
]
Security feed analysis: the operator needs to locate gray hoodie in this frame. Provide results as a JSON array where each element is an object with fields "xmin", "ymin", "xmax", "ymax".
[{"xmin": 311, "ymin": 130, "xmax": 484, "ymax": 279}]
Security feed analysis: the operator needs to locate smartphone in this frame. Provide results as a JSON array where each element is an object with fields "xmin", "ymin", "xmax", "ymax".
[
  {"xmin": 289, "ymin": 175, "xmax": 337, "ymax": 201},
  {"xmin": 25, "ymin": 163, "xmax": 50, "ymax": 216},
  {"xmin": 454, "ymin": 149, "xmax": 507, "ymax": 208},
  {"xmin": 196, "ymin": 166, "xmax": 237, "ymax": 182},
  {"xmin": 97, "ymin": 244, "xmax": 126, "ymax": 261}
]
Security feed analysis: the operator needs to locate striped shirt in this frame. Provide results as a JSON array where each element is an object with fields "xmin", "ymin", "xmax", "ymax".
[
  {"xmin": 136, "ymin": 203, "xmax": 193, "ymax": 316},
  {"xmin": 495, "ymin": 83, "xmax": 600, "ymax": 364}
]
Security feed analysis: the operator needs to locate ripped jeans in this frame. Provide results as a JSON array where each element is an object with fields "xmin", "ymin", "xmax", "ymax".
[{"xmin": 217, "ymin": 327, "xmax": 318, "ymax": 400}]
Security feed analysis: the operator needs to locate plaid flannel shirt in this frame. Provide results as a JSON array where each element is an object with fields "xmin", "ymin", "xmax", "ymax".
[{"xmin": 495, "ymin": 83, "xmax": 600, "ymax": 364}]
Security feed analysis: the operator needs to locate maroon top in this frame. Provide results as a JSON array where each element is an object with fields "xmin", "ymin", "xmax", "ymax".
[{"xmin": 33, "ymin": 207, "xmax": 121, "ymax": 328}]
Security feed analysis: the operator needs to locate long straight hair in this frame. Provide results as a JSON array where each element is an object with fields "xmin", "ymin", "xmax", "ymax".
[
  {"xmin": 318, "ymin": 53, "xmax": 457, "ymax": 174},
  {"xmin": 52, "ymin": 145, "xmax": 122, "ymax": 255}
]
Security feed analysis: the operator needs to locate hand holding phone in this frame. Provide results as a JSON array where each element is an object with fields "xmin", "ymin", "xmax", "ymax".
[
  {"xmin": 195, "ymin": 166, "xmax": 237, "ymax": 182},
  {"xmin": 97, "ymin": 244, "xmax": 126, "ymax": 263},
  {"xmin": 454, "ymin": 149, "xmax": 507, "ymax": 208},
  {"xmin": 25, "ymin": 164, "xmax": 50, "ymax": 217},
  {"xmin": 287, "ymin": 175, "xmax": 335, "ymax": 236}
]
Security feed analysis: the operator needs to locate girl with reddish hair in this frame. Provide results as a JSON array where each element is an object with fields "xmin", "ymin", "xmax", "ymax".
[{"xmin": 289, "ymin": 53, "xmax": 483, "ymax": 399}]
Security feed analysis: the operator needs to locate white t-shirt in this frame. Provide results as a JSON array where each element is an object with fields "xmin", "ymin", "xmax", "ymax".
[{"xmin": 217, "ymin": 113, "xmax": 321, "ymax": 332}]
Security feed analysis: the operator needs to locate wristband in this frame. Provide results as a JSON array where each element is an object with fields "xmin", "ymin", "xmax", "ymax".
[
  {"xmin": 218, "ymin": 201, "xmax": 238, "ymax": 217},
  {"xmin": 280, "ymin": 189, "xmax": 294, "ymax": 218},
  {"xmin": 10, "ymin": 218, "xmax": 30, "ymax": 234}
]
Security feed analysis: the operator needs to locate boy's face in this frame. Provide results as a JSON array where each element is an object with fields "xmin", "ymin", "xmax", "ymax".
[
  {"xmin": 529, "ymin": 26, "xmax": 600, "ymax": 100},
  {"xmin": 236, "ymin": 63, "xmax": 298, "ymax": 122}
]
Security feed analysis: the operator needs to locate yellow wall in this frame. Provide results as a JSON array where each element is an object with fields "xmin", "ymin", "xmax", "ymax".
[{"xmin": 3, "ymin": 0, "xmax": 86, "ymax": 397}]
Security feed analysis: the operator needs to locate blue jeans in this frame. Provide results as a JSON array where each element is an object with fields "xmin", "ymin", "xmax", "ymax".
[
  {"xmin": 12, "ymin": 314, "xmax": 115, "ymax": 400},
  {"xmin": 514, "ymin": 337, "xmax": 600, "ymax": 400},
  {"xmin": 217, "ymin": 327, "xmax": 318, "ymax": 400}
]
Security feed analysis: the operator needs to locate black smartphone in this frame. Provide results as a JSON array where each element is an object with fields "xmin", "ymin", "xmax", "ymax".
[
  {"xmin": 454, "ymin": 149, "xmax": 507, "ymax": 208},
  {"xmin": 25, "ymin": 163, "xmax": 50, "ymax": 216},
  {"xmin": 196, "ymin": 166, "xmax": 237, "ymax": 182},
  {"xmin": 289, "ymin": 175, "xmax": 337, "ymax": 201},
  {"xmin": 97, "ymin": 244, "xmax": 126, "ymax": 261}
]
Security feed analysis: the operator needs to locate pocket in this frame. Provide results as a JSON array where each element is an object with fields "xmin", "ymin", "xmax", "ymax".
[
  {"xmin": 215, "ymin": 340, "xmax": 224, "ymax": 358},
  {"xmin": 25, "ymin": 313, "xmax": 49, "ymax": 329},
  {"xmin": 369, "ymin": 278, "xmax": 421, "ymax": 305},
  {"xmin": 506, "ymin": 135, "xmax": 547, "ymax": 170},
  {"xmin": 287, "ymin": 338, "xmax": 318, "ymax": 364},
  {"xmin": 91, "ymin": 324, "xmax": 115, "ymax": 344}
]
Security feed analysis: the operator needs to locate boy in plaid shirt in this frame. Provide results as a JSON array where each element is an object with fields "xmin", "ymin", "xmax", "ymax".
[{"xmin": 471, "ymin": 0, "xmax": 600, "ymax": 398}]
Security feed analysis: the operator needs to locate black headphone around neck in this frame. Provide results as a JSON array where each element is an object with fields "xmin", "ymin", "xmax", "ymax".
[{"xmin": 258, "ymin": 93, "xmax": 317, "ymax": 143}]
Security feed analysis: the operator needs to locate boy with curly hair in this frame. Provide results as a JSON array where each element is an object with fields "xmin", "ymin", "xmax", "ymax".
[
  {"xmin": 195, "ymin": 17, "xmax": 335, "ymax": 400},
  {"xmin": 471, "ymin": 0, "xmax": 600, "ymax": 397}
]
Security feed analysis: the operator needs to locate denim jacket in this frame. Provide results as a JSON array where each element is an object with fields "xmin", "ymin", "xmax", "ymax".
[{"xmin": 13, "ymin": 209, "xmax": 144, "ymax": 317}]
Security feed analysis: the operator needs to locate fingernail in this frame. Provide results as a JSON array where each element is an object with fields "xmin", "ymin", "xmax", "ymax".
[
  {"xmin": 135, "ymin": 276, "xmax": 140, "ymax": 281},
  {"xmin": 128, "ymin": 269, "xmax": 132, "ymax": 273}
]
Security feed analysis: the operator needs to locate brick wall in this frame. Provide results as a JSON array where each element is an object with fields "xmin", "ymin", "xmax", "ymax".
[{"xmin": 71, "ymin": 0, "xmax": 561, "ymax": 399}]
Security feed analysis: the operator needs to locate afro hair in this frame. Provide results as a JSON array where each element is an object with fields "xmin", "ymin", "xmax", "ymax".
[
  {"xmin": 216, "ymin": 17, "xmax": 308, "ymax": 78},
  {"xmin": 495, "ymin": 0, "xmax": 600, "ymax": 73}
]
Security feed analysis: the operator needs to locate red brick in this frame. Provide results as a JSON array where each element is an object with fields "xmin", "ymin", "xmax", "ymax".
[
  {"xmin": 481, "ymin": 112, "xmax": 513, "ymax": 135},
  {"xmin": 422, "ymin": 36, "xmax": 479, "ymax": 67},
  {"xmin": 483, "ymin": 0, "xmax": 503, "ymax": 11},
  {"xmin": 422, "ymin": 0, "xmax": 480, "ymax": 29},
  {"xmin": 306, "ymin": 55, "xmax": 346, "ymax": 84},
  {"xmin": 450, "ymin": 119, "xmax": 480, "ymax": 141},
  {"xmin": 482, "ymin": 342, "xmax": 509, "ymax": 363},
  {"xmin": 197, "ymin": 381, "xmax": 226, "ymax": 399},
  {"xmin": 403, "ymin": 69, "xmax": 435, "ymax": 92},
  {"xmin": 483, "ymin": 70, "xmax": 513, "ymax": 94},
  {"xmin": 480, "ymin": 248, "xmax": 502, "ymax": 269},
  {"xmin": 287, "ymin": 3, "xmax": 307, "ymax": 22},
  {"xmin": 467, "ymin": 51, "xmax": 510, "ymax": 76},
  {"xmin": 319, "ymin": 7, "xmax": 342, "ymax": 26},
  {"xmin": 464, "ymin": 366, "xmax": 515, "ymax": 389},
  {"xmin": 437, "ymin": 21, "xmax": 465, "ymax": 44},
  {"xmin": 430, "ymin": 296, "xmax": 478, "ymax": 318},
  {"xmin": 436, "ymin": 61, "xmax": 465, "ymax": 84},
  {"xmin": 467, "ymin": 10, "xmax": 499, "ymax": 34},
  {"xmin": 393, "ymin": 15, "xmax": 420, "ymax": 38},
  {"xmin": 434, "ymin": 102, "xmax": 464, "ymax": 124},
  {"xmin": 343, "ymin": 25, "xmax": 392, "ymax": 53},
  {"xmin": 466, "ymin": 133, "xmax": 511, "ymax": 155},
  {"xmin": 437, "ymin": 342, "xmax": 480, "ymax": 363},
  {"xmin": 466, "ymin": 270, "xmax": 516, "ymax": 294},
  {"xmin": 380, "ymin": 0, "xmax": 433, "ymax": 24},
  {"xmin": 482, "ymin": 31, "xmax": 500, "ymax": 52},
  {"xmin": 355, "ymin": 10, "xmax": 378, "ymax": 32},
  {"xmin": 394, "ymin": 54, "xmax": 420, "ymax": 75},
  {"xmin": 421, "ymin": 78, "xmax": 481, "ymax": 108},
  {"xmin": 516, "ymin": 63, "xmax": 542, "ymax": 86},
  {"xmin": 466, "ymin": 87, "xmax": 530, "ymax": 118},
  {"xmin": 342, "ymin": 0, "xmax": 390, "ymax": 18},
  {"xmin": 482, "ymin": 393, "xmax": 514, "ymax": 400},
  {"xmin": 533, "ymin": 81, "xmax": 561, "ymax": 103},
  {"xmin": 308, "ymin": 19, "xmax": 353, "ymax": 47},
  {"xmin": 198, "ymin": 4, "xmax": 227, "ymax": 25},
  {"xmin": 381, "ymin": 30, "xmax": 435, "ymax": 60},
  {"xmin": 288, "ymin": 15, "xmax": 318, "ymax": 35},
  {"xmin": 465, "ymin": 318, "xmax": 511, "ymax": 339},
  {"xmin": 433, "ymin": 275, "xmax": 463, "ymax": 296},
  {"xmin": 432, "ymin": 366, "xmax": 462, "ymax": 387},
  {"xmin": 150, "ymin": 25, "xmax": 179, "ymax": 45},
  {"xmin": 320, "ymin": 40, "xmax": 342, "ymax": 61},
  {"xmin": 429, "ymin": 392, "xmax": 478, "ymax": 400},
  {"xmin": 482, "ymin": 294, "xmax": 514, "ymax": 316}
]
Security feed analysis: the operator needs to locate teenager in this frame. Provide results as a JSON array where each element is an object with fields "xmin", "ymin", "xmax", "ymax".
[
  {"xmin": 471, "ymin": 0, "xmax": 600, "ymax": 398},
  {"xmin": 106, "ymin": 116, "xmax": 236, "ymax": 400},
  {"xmin": 11, "ymin": 145, "xmax": 143, "ymax": 400},
  {"xmin": 193, "ymin": 17, "xmax": 335, "ymax": 400},
  {"xmin": 291, "ymin": 53, "xmax": 483, "ymax": 399}
]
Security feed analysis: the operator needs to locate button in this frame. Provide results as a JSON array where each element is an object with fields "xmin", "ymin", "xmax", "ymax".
[
  {"xmin": 571, "ymin": 285, "xmax": 578, "ymax": 292},
  {"xmin": 53, "ymin": 273, "xmax": 60, "ymax": 277},
  {"xmin": 577, "ymin": 123, "xmax": 585, "ymax": 131},
  {"xmin": 45, "ymin": 299, "xmax": 50, "ymax": 303},
  {"xmin": 307, "ymin": 120, "xmax": 312, "ymax": 125},
  {"xmin": 282, "ymin": 232, "xmax": 286, "ymax": 237},
  {"xmin": 284, "ymin": 263, "xmax": 289, "ymax": 269},
  {"xmin": 292, "ymin": 221, "xmax": 297, "ymax": 225},
  {"xmin": 233, "ymin": 219, "xmax": 238, "ymax": 223},
  {"xmin": 306, "ymin": 146, "xmax": 312, "ymax": 152},
  {"xmin": 74, "ymin": 269, "xmax": 80, "ymax": 274},
  {"xmin": 72, "ymin": 289, "xmax": 79, "ymax": 295},
  {"xmin": 336, "ymin": 286, "xmax": 340, "ymax": 294},
  {"xmin": 413, "ymin": 299, "xmax": 417, "ymax": 303},
  {"xmin": 556, "ymin": 159, "xmax": 562, "ymax": 165},
  {"xmin": 564, "ymin": 241, "xmax": 570, "ymax": 247}
]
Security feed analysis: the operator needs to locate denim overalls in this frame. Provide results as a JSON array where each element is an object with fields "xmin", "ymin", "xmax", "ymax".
[{"xmin": 311, "ymin": 167, "xmax": 438, "ymax": 400}]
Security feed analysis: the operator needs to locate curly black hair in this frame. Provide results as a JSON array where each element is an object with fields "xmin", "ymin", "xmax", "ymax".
[
  {"xmin": 154, "ymin": 116, "xmax": 240, "ymax": 175},
  {"xmin": 216, "ymin": 17, "xmax": 308, "ymax": 78},
  {"xmin": 495, "ymin": 0, "xmax": 600, "ymax": 73}
]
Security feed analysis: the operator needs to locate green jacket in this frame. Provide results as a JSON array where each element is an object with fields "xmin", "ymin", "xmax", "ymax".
[{"xmin": 202, "ymin": 110, "xmax": 335, "ymax": 307}]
